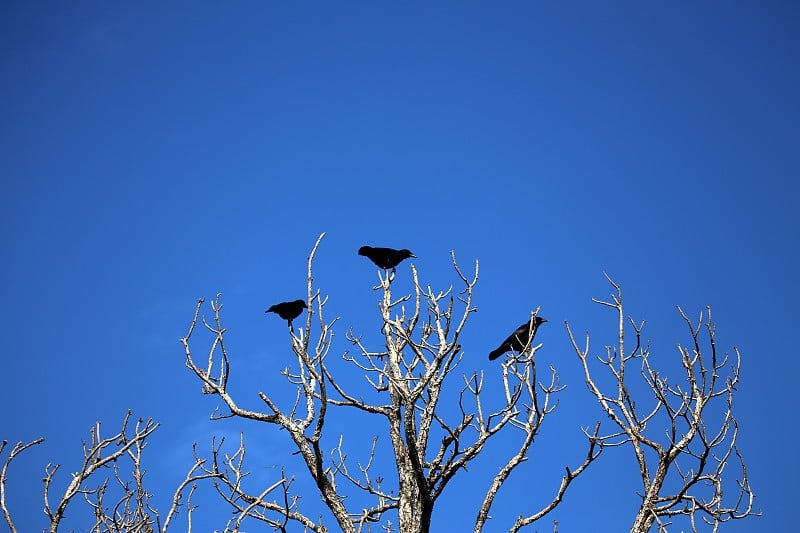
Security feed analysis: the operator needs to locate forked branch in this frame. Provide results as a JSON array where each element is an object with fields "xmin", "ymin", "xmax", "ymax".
[{"xmin": 566, "ymin": 275, "xmax": 759, "ymax": 532}]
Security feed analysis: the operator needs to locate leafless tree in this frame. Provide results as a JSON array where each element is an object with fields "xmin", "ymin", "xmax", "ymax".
[
  {"xmin": 2, "ymin": 411, "xmax": 159, "ymax": 533},
  {"xmin": 1, "ymin": 238, "xmax": 759, "ymax": 533},
  {"xmin": 566, "ymin": 274, "xmax": 759, "ymax": 532},
  {"xmin": 177, "ymin": 232, "xmax": 601, "ymax": 532},
  {"xmin": 1, "ymin": 415, "xmax": 298, "ymax": 532}
]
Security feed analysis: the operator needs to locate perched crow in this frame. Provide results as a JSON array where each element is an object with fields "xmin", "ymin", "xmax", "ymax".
[
  {"xmin": 265, "ymin": 299, "xmax": 307, "ymax": 326},
  {"xmin": 488, "ymin": 316, "xmax": 548, "ymax": 360},
  {"xmin": 358, "ymin": 246, "xmax": 416, "ymax": 270}
]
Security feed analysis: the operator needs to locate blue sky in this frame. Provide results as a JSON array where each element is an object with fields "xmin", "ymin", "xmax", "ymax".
[{"xmin": 1, "ymin": 2, "xmax": 796, "ymax": 531}]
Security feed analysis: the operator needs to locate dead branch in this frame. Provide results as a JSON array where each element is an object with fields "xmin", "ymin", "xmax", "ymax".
[
  {"xmin": 1, "ymin": 438, "xmax": 46, "ymax": 533},
  {"xmin": 566, "ymin": 274, "xmax": 759, "ymax": 532},
  {"xmin": 33, "ymin": 411, "xmax": 159, "ymax": 533}
]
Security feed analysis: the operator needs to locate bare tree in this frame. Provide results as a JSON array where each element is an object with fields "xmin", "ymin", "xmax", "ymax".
[
  {"xmin": 1, "ymin": 415, "xmax": 299, "ymax": 533},
  {"xmin": 177, "ymin": 233, "xmax": 600, "ymax": 532},
  {"xmin": 1, "ymin": 412, "xmax": 159, "ymax": 533},
  {"xmin": 1, "ymin": 238, "xmax": 759, "ymax": 533},
  {"xmin": 566, "ymin": 274, "xmax": 759, "ymax": 532}
]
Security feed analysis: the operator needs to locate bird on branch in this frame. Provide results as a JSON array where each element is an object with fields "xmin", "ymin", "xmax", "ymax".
[
  {"xmin": 265, "ymin": 299, "xmax": 307, "ymax": 327},
  {"xmin": 358, "ymin": 246, "xmax": 416, "ymax": 271},
  {"xmin": 489, "ymin": 316, "xmax": 548, "ymax": 360}
]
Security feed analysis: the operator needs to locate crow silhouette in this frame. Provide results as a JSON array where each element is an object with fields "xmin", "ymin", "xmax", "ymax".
[
  {"xmin": 488, "ymin": 316, "xmax": 548, "ymax": 360},
  {"xmin": 265, "ymin": 299, "xmax": 307, "ymax": 326},
  {"xmin": 358, "ymin": 246, "xmax": 416, "ymax": 270}
]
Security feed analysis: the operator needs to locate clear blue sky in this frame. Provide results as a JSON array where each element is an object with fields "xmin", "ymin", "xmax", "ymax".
[{"xmin": 1, "ymin": 2, "xmax": 796, "ymax": 531}]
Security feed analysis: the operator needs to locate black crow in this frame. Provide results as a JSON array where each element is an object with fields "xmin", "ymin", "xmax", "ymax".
[
  {"xmin": 265, "ymin": 299, "xmax": 307, "ymax": 326},
  {"xmin": 358, "ymin": 246, "xmax": 416, "ymax": 270},
  {"xmin": 488, "ymin": 316, "xmax": 548, "ymax": 360}
]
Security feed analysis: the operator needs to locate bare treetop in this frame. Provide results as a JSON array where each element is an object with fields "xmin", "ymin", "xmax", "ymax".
[
  {"xmin": 0, "ymin": 239, "xmax": 758, "ymax": 533},
  {"xmin": 177, "ymin": 234, "xmax": 599, "ymax": 532},
  {"xmin": 567, "ymin": 273, "xmax": 759, "ymax": 532}
]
